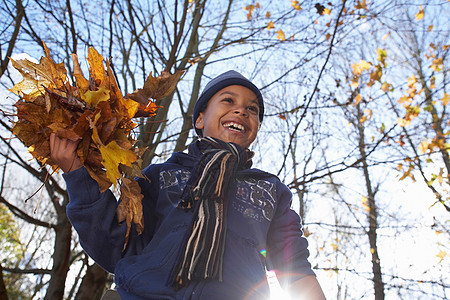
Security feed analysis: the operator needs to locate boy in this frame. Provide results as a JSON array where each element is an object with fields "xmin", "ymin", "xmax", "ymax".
[{"xmin": 50, "ymin": 70, "xmax": 326, "ymax": 299}]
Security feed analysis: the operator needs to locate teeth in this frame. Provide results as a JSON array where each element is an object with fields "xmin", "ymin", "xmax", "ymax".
[{"xmin": 224, "ymin": 122, "xmax": 244, "ymax": 132}]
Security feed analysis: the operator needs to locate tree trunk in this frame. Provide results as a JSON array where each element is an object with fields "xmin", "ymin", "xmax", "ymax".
[
  {"xmin": 357, "ymin": 104, "xmax": 385, "ymax": 300},
  {"xmin": 75, "ymin": 262, "xmax": 108, "ymax": 300},
  {"xmin": 0, "ymin": 262, "xmax": 8, "ymax": 300},
  {"xmin": 44, "ymin": 215, "xmax": 72, "ymax": 300}
]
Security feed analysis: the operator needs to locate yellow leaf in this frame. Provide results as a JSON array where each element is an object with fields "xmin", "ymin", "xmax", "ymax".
[
  {"xmin": 397, "ymin": 117, "xmax": 410, "ymax": 127},
  {"xmin": 351, "ymin": 60, "xmax": 371, "ymax": 76},
  {"xmin": 361, "ymin": 196, "xmax": 370, "ymax": 212},
  {"xmin": 377, "ymin": 48, "xmax": 387, "ymax": 64},
  {"xmin": 267, "ymin": 21, "xmax": 274, "ymax": 30},
  {"xmin": 265, "ymin": 11, "xmax": 271, "ymax": 18},
  {"xmin": 87, "ymin": 47, "xmax": 106, "ymax": 87},
  {"xmin": 351, "ymin": 76, "xmax": 359, "ymax": 88},
  {"xmin": 92, "ymin": 127, "xmax": 137, "ymax": 186},
  {"xmin": 442, "ymin": 93, "xmax": 449, "ymax": 106},
  {"xmin": 437, "ymin": 168, "xmax": 444, "ymax": 185},
  {"xmin": 427, "ymin": 25, "xmax": 433, "ymax": 32},
  {"xmin": 436, "ymin": 250, "xmax": 446, "ymax": 263},
  {"xmin": 431, "ymin": 57, "xmax": 443, "ymax": 72},
  {"xmin": 370, "ymin": 248, "xmax": 375, "ymax": 254},
  {"xmin": 418, "ymin": 140, "xmax": 429, "ymax": 154},
  {"xmin": 291, "ymin": 0, "xmax": 301, "ymax": 10},
  {"xmin": 415, "ymin": 5, "xmax": 424, "ymax": 20},
  {"xmin": 407, "ymin": 74, "xmax": 417, "ymax": 87},
  {"xmin": 354, "ymin": 93, "xmax": 362, "ymax": 105},
  {"xmin": 398, "ymin": 96, "xmax": 410, "ymax": 105},
  {"xmin": 331, "ymin": 243, "xmax": 338, "ymax": 251},
  {"xmin": 276, "ymin": 29, "xmax": 286, "ymax": 41},
  {"xmin": 381, "ymin": 82, "xmax": 391, "ymax": 92},
  {"xmin": 382, "ymin": 33, "xmax": 390, "ymax": 40},
  {"xmin": 323, "ymin": 8, "xmax": 331, "ymax": 15},
  {"xmin": 82, "ymin": 86, "xmax": 110, "ymax": 107},
  {"xmin": 430, "ymin": 76, "xmax": 436, "ymax": 89},
  {"xmin": 326, "ymin": 33, "xmax": 331, "ymax": 41}
]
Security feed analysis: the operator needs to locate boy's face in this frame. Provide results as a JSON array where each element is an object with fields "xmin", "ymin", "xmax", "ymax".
[{"xmin": 195, "ymin": 85, "xmax": 260, "ymax": 149}]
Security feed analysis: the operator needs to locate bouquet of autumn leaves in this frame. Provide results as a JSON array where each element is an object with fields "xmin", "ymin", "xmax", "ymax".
[{"xmin": 9, "ymin": 43, "xmax": 183, "ymax": 248}]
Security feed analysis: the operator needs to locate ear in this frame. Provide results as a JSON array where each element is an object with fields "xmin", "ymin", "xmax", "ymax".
[{"xmin": 195, "ymin": 112, "xmax": 205, "ymax": 130}]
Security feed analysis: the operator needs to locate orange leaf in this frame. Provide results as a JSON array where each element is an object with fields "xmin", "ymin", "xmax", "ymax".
[
  {"xmin": 291, "ymin": 0, "xmax": 301, "ymax": 10},
  {"xmin": 415, "ymin": 5, "xmax": 424, "ymax": 20},
  {"xmin": 72, "ymin": 54, "xmax": 89, "ymax": 91},
  {"xmin": 442, "ymin": 93, "xmax": 449, "ymax": 106},
  {"xmin": 9, "ymin": 43, "xmax": 67, "ymax": 97},
  {"xmin": 351, "ymin": 60, "xmax": 371, "ymax": 76},
  {"xmin": 355, "ymin": 0, "xmax": 367, "ymax": 10},
  {"xmin": 9, "ymin": 43, "xmax": 183, "ymax": 245},
  {"xmin": 87, "ymin": 47, "xmax": 106, "ymax": 87},
  {"xmin": 118, "ymin": 178, "xmax": 145, "ymax": 250},
  {"xmin": 126, "ymin": 70, "xmax": 184, "ymax": 104},
  {"xmin": 276, "ymin": 29, "xmax": 286, "ymax": 41}
]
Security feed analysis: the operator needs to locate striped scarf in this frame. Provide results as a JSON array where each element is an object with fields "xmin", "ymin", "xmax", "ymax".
[{"xmin": 169, "ymin": 137, "xmax": 254, "ymax": 289}]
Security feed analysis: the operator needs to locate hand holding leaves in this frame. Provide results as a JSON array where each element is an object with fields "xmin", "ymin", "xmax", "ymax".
[{"xmin": 9, "ymin": 43, "xmax": 183, "ymax": 249}]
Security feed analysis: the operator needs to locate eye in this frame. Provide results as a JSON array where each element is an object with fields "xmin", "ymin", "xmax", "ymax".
[
  {"xmin": 222, "ymin": 97, "xmax": 233, "ymax": 103},
  {"xmin": 248, "ymin": 105, "xmax": 259, "ymax": 113}
]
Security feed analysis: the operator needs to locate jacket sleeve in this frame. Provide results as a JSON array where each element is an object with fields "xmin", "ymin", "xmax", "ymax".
[
  {"xmin": 266, "ymin": 181, "xmax": 315, "ymax": 287},
  {"xmin": 64, "ymin": 166, "xmax": 158, "ymax": 273}
]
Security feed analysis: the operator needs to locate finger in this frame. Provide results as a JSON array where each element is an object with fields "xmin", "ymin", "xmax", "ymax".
[{"xmin": 50, "ymin": 133, "xmax": 56, "ymax": 152}]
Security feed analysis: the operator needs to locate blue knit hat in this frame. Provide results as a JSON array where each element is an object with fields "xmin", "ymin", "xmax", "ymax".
[{"xmin": 193, "ymin": 70, "xmax": 264, "ymax": 136}]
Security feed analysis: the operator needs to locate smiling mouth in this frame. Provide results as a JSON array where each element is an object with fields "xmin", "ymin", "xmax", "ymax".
[{"xmin": 223, "ymin": 121, "xmax": 245, "ymax": 133}]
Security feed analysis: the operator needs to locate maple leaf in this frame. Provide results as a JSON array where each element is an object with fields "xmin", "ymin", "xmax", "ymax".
[
  {"xmin": 377, "ymin": 48, "xmax": 387, "ymax": 66},
  {"xmin": 9, "ymin": 43, "xmax": 182, "ymax": 251},
  {"xmin": 276, "ymin": 29, "xmax": 286, "ymax": 41},
  {"xmin": 126, "ymin": 70, "xmax": 184, "ymax": 105},
  {"xmin": 415, "ymin": 5, "xmax": 424, "ymax": 21},
  {"xmin": 267, "ymin": 21, "xmax": 274, "ymax": 30},
  {"xmin": 436, "ymin": 250, "xmax": 446, "ymax": 263},
  {"xmin": 442, "ymin": 93, "xmax": 449, "ymax": 106},
  {"xmin": 87, "ymin": 47, "xmax": 106, "ymax": 87},
  {"xmin": 82, "ymin": 85, "xmax": 110, "ymax": 107},
  {"xmin": 91, "ymin": 126, "xmax": 137, "ymax": 185},
  {"xmin": 315, "ymin": 3, "xmax": 325, "ymax": 15},
  {"xmin": 292, "ymin": 0, "xmax": 301, "ymax": 11},
  {"xmin": 355, "ymin": 0, "xmax": 367, "ymax": 10},
  {"xmin": 117, "ymin": 177, "xmax": 144, "ymax": 251},
  {"xmin": 381, "ymin": 82, "xmax": 391, "ymax": 92},
  {"xmin": 9, "ymin": 43, "xmax": 67, "ymax": 98},
  {"xmin": 351, "ymin": 60, "xmax": 371, "ymax": 76}
]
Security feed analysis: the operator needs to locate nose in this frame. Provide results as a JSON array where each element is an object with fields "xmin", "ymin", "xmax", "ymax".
[{"xmin": 233, "ymin": 105, "xmax": 247, "ymax": 116}]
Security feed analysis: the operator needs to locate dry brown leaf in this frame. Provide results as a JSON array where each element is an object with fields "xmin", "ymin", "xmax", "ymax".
[{"xmin": 9, "ymin": 43, "xmax": 183, "ymax": 250}]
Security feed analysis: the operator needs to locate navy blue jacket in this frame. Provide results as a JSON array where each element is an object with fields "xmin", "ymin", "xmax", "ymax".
[{"xmin": 65, "ymin": 151, "xmax": 314, "ymax": 299}]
